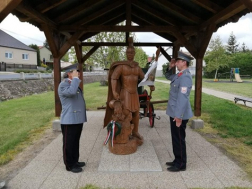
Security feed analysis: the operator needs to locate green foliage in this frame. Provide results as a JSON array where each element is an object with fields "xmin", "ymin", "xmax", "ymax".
[
  {"xmin": 226, "ymin": 31, "xmax": 239, "ymax": 54},
  {"xmin": 61, "ymin": 52, "xmax": 69, "ymax": 62},
  {"xmin": 134, "ymin": 47, "xmax": 148, "ymax": 68},
  {"xmin": 29, "ymin": 44, "xmax": 41, "ymax": 66},
  {"xmin": 162, "ymin": 62, "xmax": 169, "ymax": 76},
  {"xmin": 204, "ymin": 36, "xmax": 231, "ymax": 79}
]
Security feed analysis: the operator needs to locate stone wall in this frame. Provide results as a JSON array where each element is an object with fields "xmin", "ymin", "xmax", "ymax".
[{"xmin": 0, "ymin": 75, "xmax": 107, "ymax": 101}]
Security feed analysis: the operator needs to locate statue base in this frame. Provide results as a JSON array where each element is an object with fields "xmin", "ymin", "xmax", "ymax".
[{"xmin": 108, "ymin": 137, "xmax": 143, "ymax": 155}]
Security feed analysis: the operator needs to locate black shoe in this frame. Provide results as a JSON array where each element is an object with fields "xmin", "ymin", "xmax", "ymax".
[
  {"xmin": 166, "ymin": 162, "xmax": 174, "ymax": 166},
  {"xmin": 66, "ymin": 166, "xmax": 83, "ymax": 173},
  {"xmin": 76, "ymin": 162, "xmax": 86, "ymax": 167},
  {"xmin": 167, "ymin": 166, "xmax": 186, "ymax": 172}
]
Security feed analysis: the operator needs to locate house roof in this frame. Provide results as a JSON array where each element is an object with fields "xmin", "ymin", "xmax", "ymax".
[{"xmin": 0, "ymin": 29, "xmax": 36, "ymax": 51}]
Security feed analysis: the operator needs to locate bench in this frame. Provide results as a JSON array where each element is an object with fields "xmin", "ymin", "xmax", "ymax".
[{"xmin": 234, "ymin": 96, "xmax": 252, "ymax": 106}]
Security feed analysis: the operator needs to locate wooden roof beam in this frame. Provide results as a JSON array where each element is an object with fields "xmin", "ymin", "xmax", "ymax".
[
  {"xmin": 132, "ymin": 14, "xmax": 176, "ymax": 43},
  {"xmin": 240, "ymin": 0, "xmax": 252, "ymax": 12},
  {"xmin": 41, "ymin": 24, "xmax": 59, "ymax": 57},
  {"xmin": 0, "ymin": 0, "xmax": 22, "ymax": 22},
  {"xmin": 125, "ymin": 0, "xmax": 132, "ymax": 44},
  {"xmin": 54, "ymin": 0, "xmax": 103, "ymax": 23},
  {"xmin": 82, "ymin": 46, "xmax": 100, "ymax": 62},
  {"xmin": 155, "ymin": 0, "xmax": 202, "ymax": 24},
  {"xmin": 16, "ymin": 3, "xmax": 57, "ymax": 29},
  {"xmin": 61, "ymin": 32, "xmax": 81, "ymax": 45},
  {"xmin": 190, "ymin": 0, "xmax": 222, "ymax": 13},
  {"xmin": 132, "ymin": 1, "xmax": 179, "ymax": 26},
  {"xmin": 58, "ymin": 31, "xmax": 86, "ymax": 59},
  {"xmin": 171, "ymin": 30, "xmax": 197, "ymax": 57},
  {"xmin": 79, "ymin": 14, "xmax": 126, "ymax": 41},
  {"xmin": 81, "ymin": 42, "xmax": 173, "ymax": 46},
  {"xmin": 59, "ymin": 25, "xmax": 177, "ymax": 32},
  {"xmin": 35, "ymin": 0, "xmax": 67, "ymax": 13},
  {"xmin": 200, "ymin": 1, "xmax": 246, "ymax": 30},
  {"xmin": 72, "ymin": 0, "xmax": 125, "ymax": 26}
]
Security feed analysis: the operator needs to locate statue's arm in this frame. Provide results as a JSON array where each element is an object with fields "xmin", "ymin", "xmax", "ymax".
[{"xmin": 111, "ymin": 65, "xmax": 122, "ymax": 100}]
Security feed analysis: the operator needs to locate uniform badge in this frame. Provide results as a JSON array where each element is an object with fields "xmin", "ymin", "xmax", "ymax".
[{"xmin": 181, "ymin": 87, "xmax": 187, "ymax": 94}]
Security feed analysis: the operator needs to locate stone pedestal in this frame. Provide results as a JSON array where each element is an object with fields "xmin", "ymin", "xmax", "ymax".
[
  {"xmin": 52, "ymin": 119, "xmax": 61, "ymax": 131},
  {"xmin": 191, "ymin": 119, "xmax": 204, "ymax": 129}
]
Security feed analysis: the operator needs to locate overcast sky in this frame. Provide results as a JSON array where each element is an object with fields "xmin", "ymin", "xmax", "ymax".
[{"xmin": 1, "ymin": 12, "xmax": 252, "ymax": 68}]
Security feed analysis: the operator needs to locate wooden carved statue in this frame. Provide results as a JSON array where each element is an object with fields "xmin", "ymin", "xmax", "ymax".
[{"xmin": 104, "ymin": 37, "xmax": 149, "ymax": 154}]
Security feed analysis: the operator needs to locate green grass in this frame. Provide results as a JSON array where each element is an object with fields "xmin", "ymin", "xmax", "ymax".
[
  {"xmin": 156, "ymin": 77, "xmax": 252, "ymax": 98},
  {"xmin": 0, "ymin": 92, "xmax": 55, "ymax": 164}
]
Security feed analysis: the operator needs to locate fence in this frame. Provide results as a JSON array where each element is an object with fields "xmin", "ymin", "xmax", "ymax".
[
  {"xmin": 0, "ymin": 62, "xmax": 37, "ymax": 71},
  {"xmin": 0, "ymin": 71, "xmax": 107, "ymax": 81}
]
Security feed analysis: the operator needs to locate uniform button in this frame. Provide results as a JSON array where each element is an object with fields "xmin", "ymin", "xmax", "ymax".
[{"xmin": 74, "ymin": 111, "xmax": 76, "ymax": 113}]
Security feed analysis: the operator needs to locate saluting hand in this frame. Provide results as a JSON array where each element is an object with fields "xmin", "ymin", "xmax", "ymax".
[{"xmin": 72, "ymin": 70, "xmax": 79, "ymax": 78}]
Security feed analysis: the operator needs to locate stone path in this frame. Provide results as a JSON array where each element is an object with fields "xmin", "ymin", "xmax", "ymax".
[{"xmin": 6, "ymin": 110, "xmax": 252, "ymax": 189}]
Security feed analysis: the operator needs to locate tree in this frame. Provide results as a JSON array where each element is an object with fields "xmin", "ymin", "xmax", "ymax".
[
  {"xmin": 29, "ymin": 44, "xmax": 41, "ymax": 66},
  {"xmin": 204, "ymin": 36, "xmax": 231, "ymax": 80},
  {"xmin": 240, "ymin": 42, "xmax": 249, "ymax": 52},
  {"xmin": 226, "ymin": 31, "xmax": 239, "ymax": 54},
  {"xmin": 134, "ymin": 47, "xmax": 149, "ymax": 68}
]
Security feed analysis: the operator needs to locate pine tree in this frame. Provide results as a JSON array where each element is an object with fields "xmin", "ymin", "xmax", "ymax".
[{"xmin": 226, "ymin": 31, "xmax": 239, "ymax": 54}]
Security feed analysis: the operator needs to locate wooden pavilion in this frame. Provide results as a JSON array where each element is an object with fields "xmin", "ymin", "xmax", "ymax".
[{"xmin": 1, "ymin": 0, "xmax": 251, "ymax": 117}]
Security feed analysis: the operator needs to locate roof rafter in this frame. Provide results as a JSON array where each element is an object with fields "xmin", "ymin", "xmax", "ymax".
[
  {"xmin": 71, "ymin": 0, "xmax": 125, "ymax": 26},
  {"xmin": 190, "ymin": 0, "xmax": 222, "ymax": 13},
  {"xmin": 200, "ymin": 1, "xmax": 246, "ymax": 30},
  {"xmin": 36, "ymin": 0, "xmax": 67, "ymax": 13},
  {"xmin": 54, "ymin": 0, "xmax": 104, "ymax": 23},
  {"xmin": 0, "ymin": 0, "xmax": 22, "ymax": 22},
  {"xmin": 155, "ymin": 0, "xmax": 202, "ymax": 24},
  {"xmin": 132, "ymin": 1, "xmax": 179, "ymax": 26},
  {"xmin": 16, "ymin": 3, "xmax": 57, "ymax": 29}
]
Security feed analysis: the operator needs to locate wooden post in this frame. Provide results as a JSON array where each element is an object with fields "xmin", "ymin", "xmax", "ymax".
[
  {"xmin": 194, "ymin": 57, "xmax": 203, "ymax": 117},
  {"xmin": 53, "ymin": 57, "xmax": 61, "ymax": 117}
]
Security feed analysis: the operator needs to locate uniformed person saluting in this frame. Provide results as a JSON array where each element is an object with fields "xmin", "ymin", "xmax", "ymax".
[
  {"xmin": 58, "ymin": 64, "xmax": 87, "ymax": 173},
  {"xmin": 165, "ymin": 51, "xmax": 193, "ymax": 172}
]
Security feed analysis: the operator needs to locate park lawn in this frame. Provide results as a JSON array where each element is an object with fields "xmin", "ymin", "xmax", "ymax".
[
  {"xmin": 0, "ymin": 92, "xmax": 55, "ymax": 164},
  {"xmin": 156, "ymin": 76, "xmax": 252, "ymax": 98},
  {"xmin": 0, "ymin": 81, "xmax": 252, "ymax": 178}
]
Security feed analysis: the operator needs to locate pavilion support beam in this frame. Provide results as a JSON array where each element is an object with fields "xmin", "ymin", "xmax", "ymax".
[
  {"xmin": 193, "ymin": 25, "xmax": 215, "ymax": 117},
  {"xmin": 58, "ymin": 31, "xmax": 86, "ymax": 59},
  {"xmin": 172, "ymin": 45, "xmax": 180, "ymax": 74},
  {"xmin": 74, "ymin": 44, "xmax": 84, "ymax": 91},
  {"xmin": 160, "ymin": 46, "xmax": 172, "ymax": 62},
  {"xmin": 82, "ymin": 46, "xmax": 100, "ymax": 62},
  {"xmin": 0, "ymin": 0, "xmax": 22, "ymax": 22},
  {"xmin": 53, "ymin": 57, "xmax": 62, "ymax": 117},
  {"xmin": 42, "ymin": 25, "xmax": 66, "ymax": 117}
]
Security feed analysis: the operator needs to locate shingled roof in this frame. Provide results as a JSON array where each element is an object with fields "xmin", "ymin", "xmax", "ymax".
[{"xmin": 0, "ymin": 29, "xmax": 36, "ymax": 51}]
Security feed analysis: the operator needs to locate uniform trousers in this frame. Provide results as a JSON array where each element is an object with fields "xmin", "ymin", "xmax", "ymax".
[
  {"xmin": 61, "ymin": 123, "xmax": 83, "ymax": 170},
  {"xmin": 170, "ymin": 117, "xmax": 188, "ymax": 169}
]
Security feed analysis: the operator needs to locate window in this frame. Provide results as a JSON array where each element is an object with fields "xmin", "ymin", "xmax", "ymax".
[
  {"xmin": 22, "ymin": 53, "xmax": 29, "ymax": 60},
  {"xmin": 5, "ymin": 52, "xmax": 13, "ymax": 59}
]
